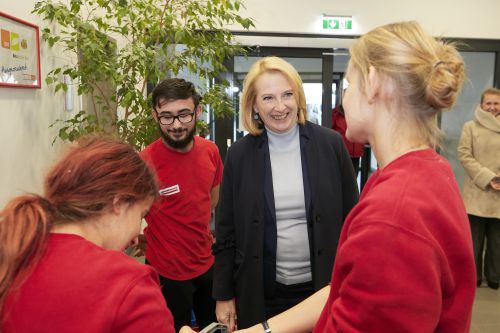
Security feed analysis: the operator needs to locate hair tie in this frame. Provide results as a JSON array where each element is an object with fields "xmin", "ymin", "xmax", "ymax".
[{"xmin": 434, "ymin": 61, "xmax": 444, "ymax": 68}]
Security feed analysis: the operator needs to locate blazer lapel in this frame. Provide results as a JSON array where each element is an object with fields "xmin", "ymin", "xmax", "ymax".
[{"xmin": 300, "ymin": 122, "xmax": 316, "ymax": 219}]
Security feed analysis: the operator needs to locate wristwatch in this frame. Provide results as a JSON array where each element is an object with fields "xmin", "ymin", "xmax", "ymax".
[{"xmin": 261, "ymin": 320, "xmax": 272, "ymax": 333}]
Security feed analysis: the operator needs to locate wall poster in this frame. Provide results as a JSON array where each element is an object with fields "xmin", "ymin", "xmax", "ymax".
[{"xmin": 0, "ymin": 11, "xmax": 41, "ymax": 88}]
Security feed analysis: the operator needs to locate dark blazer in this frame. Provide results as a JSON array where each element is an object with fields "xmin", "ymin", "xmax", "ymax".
[{"xmin": 212, "ymin": 121, "xmax": 359, "ymax": 329}]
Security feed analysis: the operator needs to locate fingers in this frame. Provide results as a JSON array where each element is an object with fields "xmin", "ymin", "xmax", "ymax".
[
  {"xmin": 229, "ymin": 313, "xmax": 238, "ymax": 332},
  {"xmin": 221, "ymin": 312, "xmax": 236, "ymax": 332},
  {"xmin": 130, "ymin": 236, "xmax": 139, "ymax": 247},
  {"xmin": 179, "ymin": 325, "xmax": 196, "ymax": 333},
  {"xmin": 490, "ymin": 180, "xmax": 500, "ymax": 190},
  {"xmin": 215, "ymin": 300, "xmax": 237, "ymax": 332},
  {"xmin": 131, "ymin": 247, "xmax": 144, "ymax": 257}
]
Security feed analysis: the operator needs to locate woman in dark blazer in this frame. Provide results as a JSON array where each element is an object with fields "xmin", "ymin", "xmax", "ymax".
[{"xmin": 212, "ymin": 57, "xmax": 358, "ymax": 331}]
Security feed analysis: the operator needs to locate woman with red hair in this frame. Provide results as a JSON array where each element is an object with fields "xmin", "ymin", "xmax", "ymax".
[{"xmin": 0, "ymin": 137, "xmax": 174, "ymax": 333}]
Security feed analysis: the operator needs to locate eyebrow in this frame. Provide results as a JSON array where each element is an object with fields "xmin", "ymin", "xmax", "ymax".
[
  {"xmin": 260, "ymin": 89, "xmax": 293, "ymax": 96},
  {"xmin": 157, "ymin": 108, "xmax": 192, "ymax": 115}
]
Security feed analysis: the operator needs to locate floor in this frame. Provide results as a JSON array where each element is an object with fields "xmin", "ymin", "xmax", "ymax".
[{"xmin": 470, "ymin": 284, "xmax": 500, "ymax": 333}]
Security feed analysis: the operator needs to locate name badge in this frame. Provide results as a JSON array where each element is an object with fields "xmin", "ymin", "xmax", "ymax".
[{"xmin": 159, "ymin": 184, "xmax": 180, "ymax": 196}]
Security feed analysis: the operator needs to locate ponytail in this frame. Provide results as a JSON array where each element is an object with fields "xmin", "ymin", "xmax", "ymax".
[
  {"xmin": 0, "ymin": 194, "xmax": 53, "ymax": 314},
  {"xmin": 0, "ymin": 136, "xmax": 158, "ymax": 318}
]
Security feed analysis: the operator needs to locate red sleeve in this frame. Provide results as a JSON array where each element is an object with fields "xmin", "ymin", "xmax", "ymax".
[
  {"xmin": 112, "ymin": 272, "xmax": 175, "ymax": 333},
  {"xmin": 320, "ymin": 222, "xmax": 444, "ymax": 332},
  {"xmin": 212, "ymin": 145, "xmax": 224, "ymax": 188}
]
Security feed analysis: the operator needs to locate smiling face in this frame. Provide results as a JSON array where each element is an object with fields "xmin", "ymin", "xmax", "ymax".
[
  {"xmin": 481, "ymin": 93, "xmax": 500, "ymax": 117},
  {"xmin": 153, "ymin": 97, "xmax": 199, "ymax": 151},
  {"xmin": 253, "ymin": 71, "xmax": 299, "ymax": 133}
]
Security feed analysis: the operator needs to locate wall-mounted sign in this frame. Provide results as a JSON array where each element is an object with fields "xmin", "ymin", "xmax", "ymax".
[
  {"xmin": 323, "ymin": 17, "xmax": 352, "ymax": 30},
  {"xmin": 0, "ymin": 11, "xmax": 41, "ymax": 88}
]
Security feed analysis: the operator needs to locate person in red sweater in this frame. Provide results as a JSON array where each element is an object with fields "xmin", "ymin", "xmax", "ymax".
[
  {"xmin": 137, "ymin": 78, "xmax": 223, "ymax": 332},
  {"xmin": 223, "ymin": 21, "xmax": 475, "ymax": 333},
  {"xmin": 332, "ymin": 104, "xmax": 365, "ymax": 176},
  {"xmin": 0, "ymin": 138, "xmax": 174, "ymax": 333}
]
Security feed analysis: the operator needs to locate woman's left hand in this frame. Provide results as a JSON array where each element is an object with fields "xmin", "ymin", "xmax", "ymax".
[
  {"xmin": 131, "ymin": 234, "xmax": 147, "ymax": 257},
  {"xmin": 179, "ymin": 326, "xmax": 196, "ymax": 333},
  {"xmin": 490, "ymin": 179, "xmax": 500, "ymax": 191}
]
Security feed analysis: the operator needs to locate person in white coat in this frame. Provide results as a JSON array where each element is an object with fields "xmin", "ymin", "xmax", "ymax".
[{"xmin": 458, "ymin": 87, "xmax": 500, "ymax": 289}]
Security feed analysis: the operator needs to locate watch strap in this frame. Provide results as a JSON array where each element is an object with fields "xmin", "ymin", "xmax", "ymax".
[{"xmin": 261, "ymin": 320, "xmax": 272, "ymax": 333}]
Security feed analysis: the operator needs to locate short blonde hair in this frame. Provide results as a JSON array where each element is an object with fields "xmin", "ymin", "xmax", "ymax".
[
  {"xmin": 240, "ymin": 57, "xmax": 307, "ymax": 136},
  {"xmin": 349, "ymin": 21, "xmax": 465, "ymax": 148},
  {"xmin": 481, "ymin": 88, "xmax": 500, "ymax": 103}
]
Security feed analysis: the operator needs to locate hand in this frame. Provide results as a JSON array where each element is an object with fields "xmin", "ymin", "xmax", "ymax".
[
  {"xmin": 216, "ymin": 299, "xmax": 237, "ymax": 332},
  {"xmin": 179, "ymin": 326, "xmax": 196, "ymax": 333},
  {"xmin": 131, "ymin": 234, "xmax": 147, "ymax": 257},
  {"xmin": 490, "ymin": 179, "xmax": 500, "ymax": 191}
]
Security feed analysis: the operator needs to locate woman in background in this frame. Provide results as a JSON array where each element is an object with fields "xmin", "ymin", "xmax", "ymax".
[
  {"xmin": 332, "ymin": 103, "xmax": 365, "ymax": 177},
  {"xmin": 0, "ymin": 137, "xmax": 174, "ymax": 333},
  {"xmin": 458, "ymin": 87, "xmax": 500, "ymax": 289},
  {"xmin": 226, "ymin": 20, "xmax": 475, "ymax": 333}
]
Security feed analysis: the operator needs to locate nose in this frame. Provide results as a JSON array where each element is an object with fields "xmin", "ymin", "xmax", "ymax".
[
  {"xmin": 274, "ymin": 97, "xmax": 287, "ymax": 111},
  {"xmin": 171, "ymin": 116, "xmax": 183, "ymax": 127}
]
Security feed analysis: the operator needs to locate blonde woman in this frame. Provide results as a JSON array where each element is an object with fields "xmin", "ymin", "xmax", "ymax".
[
  {"xmin": 212, "ymin": 57, "xmax": 359, "ymax": 331},
  {"xmin": 458, "ymin": 88, "xmax": 500, "ymax": 289}
]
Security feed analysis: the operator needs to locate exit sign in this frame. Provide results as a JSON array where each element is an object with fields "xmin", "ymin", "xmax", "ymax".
[{"xmin": 323, "ymin": 17, "xmax": 352, "ymax": 30}]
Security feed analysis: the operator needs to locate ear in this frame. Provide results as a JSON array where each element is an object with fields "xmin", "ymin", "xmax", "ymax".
[
  {"xmin": 253, "ymin": 104, "xmax": 259, "ymax": 114},
  {"xmin": 366, "ymin": 66, "xmax": 380, "ymax": 104},
  {"xmin": 112, "ymin": 196, "xmax": 124, "ymax": 215},
  {"xmin": 195, "ymin": 104, "xmax": 202, "ymax": 117},
  {"xmin": 368, "ymin": 66, "xmax": 397, "ymax": 103},
  {"xmin": 152, "ymin": 109, "xmax": 159, "ymax": 122}
]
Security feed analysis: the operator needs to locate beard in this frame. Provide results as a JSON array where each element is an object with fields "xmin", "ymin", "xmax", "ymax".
[{"xmin": 158, "ymin": 123, "xmax": 196, "ymax": 149}]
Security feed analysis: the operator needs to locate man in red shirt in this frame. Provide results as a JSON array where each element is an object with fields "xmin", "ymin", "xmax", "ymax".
[{"xmin": 138, "ymin": 78, "xmax": 223, "ymax": 331}]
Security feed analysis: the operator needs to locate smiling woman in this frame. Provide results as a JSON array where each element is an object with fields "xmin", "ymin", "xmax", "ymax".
[
  {"xmin": 458, "ymin": 87, "xmax": 500, "ymax": 290},
  {"xmin": 252, "ymin": 71, "xmax": 298, "ymax": 133},
  {"xmin": 212, "ymin": 56, "xmax": 359, "ymax": 330}
]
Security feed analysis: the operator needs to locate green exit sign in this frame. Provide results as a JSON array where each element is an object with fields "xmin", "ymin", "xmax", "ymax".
[{"xmin": 323, "ymin": 17, "xmax": 352, "ymax": 30}]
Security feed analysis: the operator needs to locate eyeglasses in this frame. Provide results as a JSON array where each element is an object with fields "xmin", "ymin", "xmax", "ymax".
[{"xmin": 156, "ymin": 111, "xmax": 195, "ymax": 125}]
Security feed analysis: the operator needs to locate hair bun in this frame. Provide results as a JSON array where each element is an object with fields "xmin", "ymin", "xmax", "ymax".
[{"xmin": 425, "ymin": 44, "xmax": 465, "ymax": 110}]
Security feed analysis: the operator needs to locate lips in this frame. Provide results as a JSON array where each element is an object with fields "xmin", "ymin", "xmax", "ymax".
[
  {"xmin": 168, "ymin": 129, "xmax": 187, "ymax": 138},
  {"xmin": 271, "ymin": 112, "xmax": 288, "ymax": 120}
]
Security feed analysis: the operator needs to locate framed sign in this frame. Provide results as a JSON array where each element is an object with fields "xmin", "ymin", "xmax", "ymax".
[{"xmin": 0, "ymin": 11, "xmax": 41, "ymax": 88}]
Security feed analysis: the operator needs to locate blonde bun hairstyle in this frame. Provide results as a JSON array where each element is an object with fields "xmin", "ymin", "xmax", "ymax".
[{"xmin": 350, "ymin": 21, "xmax": 465, "ymax": 147}]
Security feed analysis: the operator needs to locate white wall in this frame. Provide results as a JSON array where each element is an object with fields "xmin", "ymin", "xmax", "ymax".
[
  {"xmin": 237, "ymin": 0, "xmax": 500, "ymax": 39},
  {"xmin": 0, "ymin": 1, "xmax": 70, "ymax": 207},
  {"xmin": 1, "ymin": 0, "xmax": 499, "ymax": 208}
]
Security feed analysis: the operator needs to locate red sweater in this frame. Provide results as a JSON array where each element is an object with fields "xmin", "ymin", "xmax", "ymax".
[
  {"xmin": 314, "ymin": 149, "xmax": 475, "ymax": 332},
  {"xmin": 3, "ymin": 233, "xmax": 174, "ymax": 333},
  {"xmin": 141, "ymin": 136, "xmax": 223, "ymax": 280}
]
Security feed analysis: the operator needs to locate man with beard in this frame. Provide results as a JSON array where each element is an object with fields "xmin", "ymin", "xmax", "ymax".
[{"xmin": 137, "ymin": 78, "xmax": 223, "ymax": 331}]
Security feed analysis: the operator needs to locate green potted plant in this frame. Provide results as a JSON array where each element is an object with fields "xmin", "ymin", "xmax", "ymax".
[{"xmin": 33, "ymin": 0, "xmax": 254, "ymax": 148}]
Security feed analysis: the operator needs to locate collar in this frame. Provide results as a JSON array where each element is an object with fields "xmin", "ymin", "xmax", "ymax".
[
  {"xmin": 255, "ymin": 121, "xmax": 312, "ymax": 148},
  {"xmin": 475, "ymin": 106, "xmax": 500, "ymax": 133}
]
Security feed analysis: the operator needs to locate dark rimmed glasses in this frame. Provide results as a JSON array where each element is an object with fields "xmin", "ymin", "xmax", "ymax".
[{"xmin": 156, "ymin": 111, "xmax": 195, "ymax": 125}]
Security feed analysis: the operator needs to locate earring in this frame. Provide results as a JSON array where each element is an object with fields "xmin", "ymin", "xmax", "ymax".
[{"xmin": 253, "ymin": 112, "xmax": 260, "ymax": 120}]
